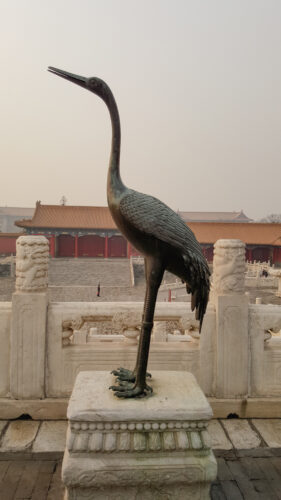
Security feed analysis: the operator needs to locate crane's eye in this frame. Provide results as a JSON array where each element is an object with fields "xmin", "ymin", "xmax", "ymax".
[
  {"xmin": 87, "ymin": 78, "xmax": 104, "ymax": 95},
  {"xmin": 88, "ymin": 78, "xmax": 96, "ymax": 87}
]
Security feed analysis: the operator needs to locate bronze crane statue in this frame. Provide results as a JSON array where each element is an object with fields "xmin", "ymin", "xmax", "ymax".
[{"xmin": 48, "ymin": 67, "xmax": 210, "ymax": 398}]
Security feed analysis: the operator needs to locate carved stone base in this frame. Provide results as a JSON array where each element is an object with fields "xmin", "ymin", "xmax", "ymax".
[{"xmin": 62, "ymin": 371, "xmax": 217, "ymax": 499}]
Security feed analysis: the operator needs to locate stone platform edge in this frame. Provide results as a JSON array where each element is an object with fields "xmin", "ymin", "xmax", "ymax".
[
  {"xmin": 0, "ymin": 419, "xmax": 281, "ymax": 460},
  {"xmin": 1, "ymin": 397, "xmax": 281, "ymax": 420}
]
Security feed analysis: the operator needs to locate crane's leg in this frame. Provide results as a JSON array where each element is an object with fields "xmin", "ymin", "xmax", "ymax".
[
  {"xmin": 111, "ymin": 258, "xmax": 152, "ymax": 383},
  {"xmin": 110, "ymin": 257, "xmax": 164, "ymax": 398}
]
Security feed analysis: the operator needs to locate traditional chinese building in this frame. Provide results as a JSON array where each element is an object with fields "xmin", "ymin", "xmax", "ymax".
[
  {"xmin": 9, "ymin": 202, "xmax": 281, "ymax": 264},
  {"xmin": 179, "ymin": 210, "xmax": 252, "ymax": 223},
  {"xmin": 15, "ymin": 202, "xmax": 137, "ymax": 258},
  {"xmin": 186, "ymin": 221, "xmax": 281, "ymax": 263}
]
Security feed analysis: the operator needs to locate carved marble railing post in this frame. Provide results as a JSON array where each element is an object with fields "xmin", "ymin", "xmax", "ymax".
[
  {"xmin": 210, "ymin": 239, "xmax": 248, "ymax": 398},
  {"xmin": 10, "ymin": 236, "xmax": 49, "ymax": 399}
]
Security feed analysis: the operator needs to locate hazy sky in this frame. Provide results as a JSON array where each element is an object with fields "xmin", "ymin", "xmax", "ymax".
[{"xmin": 1, "ymin": 1, "xmax": 281, "ymax": 219}]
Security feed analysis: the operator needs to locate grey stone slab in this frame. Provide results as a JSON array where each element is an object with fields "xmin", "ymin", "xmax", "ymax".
[
  {"xmin": 270, "ymin": 456, "xmax": 281, "ymax": 476},
  {"xmin": 252, "ymin": 479, "xmax": 280, "ymax": 499},
  {"xmin": 46, "ymin": 462, "xmax": 65, "ymax": 500},
  {"xmin": 33, "ymin": 421, "xmax": 67, "ymax": 453},
  {"xmin": 220, "ymin": 480, "xmax": 243, "ymax": 499},
  {"xmin": 217, "ymin": 458, "xmax": 234, "ymax": 481},
  {"xmin": 252, "ymin": 419, "xmax": 281, "ymax": 448},
  {"xmin": 221, "ymin": 419, "xmax": 261, "ymax": 449},
  {"xmin": 14, "ymin": 460, "xmax": 41, "ymax": 499},
  {"xmin": 235, "ymin": 477, "xmax": 260, "ymax": 500},
  {"xmin": 236, "ymin": 448, "xmax": 281, "ymax": 458},
  {"xmin": 255, "ymin": 457, "xmax": 281, "ymax": 481},
  {"xmin": 208, "ymin": 420, "xmax": 233, "ymax": 450},
  {"xmin": 239, "ymin": 457, "xmax": 265, "ymax": 480},
  {"xmin": 30, "ymin": 470, "xmax": 53, "ymax": 500},
  {"xmin": 0, "ymin": 460, "xmax": 10, "ymax": 481},
  {"xmin": 1, "ymin": 421, "xmax": 39, "ymax": 452},
  {"xmin": 210, "ymin": 483, "xmax": 226, "ymax": 500},
  {"xmin": 0, "ymin": 460, "xmax": 27, "ymax": 500}
]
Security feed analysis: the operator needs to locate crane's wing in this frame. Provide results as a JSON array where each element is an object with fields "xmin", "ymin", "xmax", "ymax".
[
  {"xmin": 120, "ymin": 190, "xmax": 210, "ymax": 329},
  {"xmin": 120, "ymin": 190, "xmax": 205, "ymax": 261}
]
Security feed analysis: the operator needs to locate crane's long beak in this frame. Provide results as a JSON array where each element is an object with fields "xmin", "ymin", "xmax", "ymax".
[{"xmin": 48, "ymin": 66, "xmax": 87, "ymax": 89}]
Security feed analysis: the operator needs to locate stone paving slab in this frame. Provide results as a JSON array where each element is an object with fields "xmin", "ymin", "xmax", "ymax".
[
  {"xmin": 0, "ymin": 419, "xmax": 280, "ymax": 498},
  {"xmin": 32, "ymin": 421, "xmax": 67, "ymax": 453},
  {"xmin": 221, "ymin": 419, "xmax": 261, "ymax": 449},
  {"xmin": 208, "ymin": 419, "xmax": 233, "ymax": 450},
  {"xmin": 0, "ymin": 460, "xmax": 64, "ymax": 500},
  {"xmin": 1, "ymin": 421, "xmax": 39, "ymax": 452},
  {"xmin": 252, "ymin": 419, "xmax": 281, "ymax": 448},
  {"xmin": 1, "ymin": 457, "xmax": 281, "ymax": 500},
  {"xmin": 0, "ymin": 419, "xmax": 280, "ymax": 459}
]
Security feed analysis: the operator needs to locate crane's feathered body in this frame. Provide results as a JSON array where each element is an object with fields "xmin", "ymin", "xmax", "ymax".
[
  {"xmin": 48, "ymin": 66, "xmax": 210, "ymax": 398},
  {"xmin": 110, "ymin": 188, "xmax": 210, "ymax": 328}
]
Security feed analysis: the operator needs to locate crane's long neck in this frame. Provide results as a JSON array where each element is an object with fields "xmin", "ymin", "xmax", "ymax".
[{"xmin": 104, "ymin": 89, "xmax": 124, "ymax": 203}]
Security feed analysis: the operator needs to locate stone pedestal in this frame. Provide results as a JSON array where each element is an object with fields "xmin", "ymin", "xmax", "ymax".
[{"xmin": 62, "ymin": 371, "xmax": 217, "ymax": 499}]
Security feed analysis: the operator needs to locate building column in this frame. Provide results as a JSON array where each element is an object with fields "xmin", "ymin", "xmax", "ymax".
[
  {"xmin": 105, "ymin": 236, "xmax": 108, "ymax": 258},
  {"xmin": 50, "ymin": 235, "xmax": 56, "ymax": 258},
  {"xmin": 127, "ymin": 241, "xmax": 131, "ymax": 259},
  {"xmin": 74, "ymin": 235, "xmax": 78, "ymax": 258}
]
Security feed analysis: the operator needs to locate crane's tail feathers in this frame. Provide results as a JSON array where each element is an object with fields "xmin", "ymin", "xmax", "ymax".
[
  {"xmin": 184, "ymin": 253, "xmax": 210, "ymax": 333},
  {"xmin": 192, "ymin": 284, "xmax": 209, "ymax": 332},
  {"xmin": 191, "ymin": 289, "xmax": 197, "ymax": 312}
]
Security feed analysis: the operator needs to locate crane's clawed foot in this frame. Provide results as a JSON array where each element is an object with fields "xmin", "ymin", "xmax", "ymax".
[
  {"xmin": 111, "ymin": 367, "xmax": 135, "ymax": 382},
  {"xmin": 109, "ymin": 381, "xmax": 153, "ymax": 398},
  {"xmin": 111, "ymin": 367, "xmax": 151, "ymax": 382},
  {"xmin": 109, "ymin": 381, "xmax": 134, "ymax": 391}
]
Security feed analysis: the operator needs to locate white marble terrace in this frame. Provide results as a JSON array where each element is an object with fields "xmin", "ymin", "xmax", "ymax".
[{"xmin": 0, "ymin": 235, "xmax": 281, "ymax": 419}]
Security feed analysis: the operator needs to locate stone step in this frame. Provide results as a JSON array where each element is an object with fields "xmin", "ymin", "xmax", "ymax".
[
  {"xmin": 0, "ymin": 419, "xmax": 280, "ymax": 460},
  {"xmin": 49, "ymin": 258, "xmax": 132, "ymax": 287}
]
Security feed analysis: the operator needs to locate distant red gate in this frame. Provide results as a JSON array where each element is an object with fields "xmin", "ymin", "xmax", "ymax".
[
  {"xmin": 202, "ymin": 246, "xmax": 214, "ymax": 262},
  {"xmin": 78, "ymin": 235, "xmax": 105, "ymax": 257},
  {"xmin": 108, "ymin": 235, "xmax": 127, "ymax": 257},
  {"xmin": 252, "ymin": 246, "xmax": 271, "ymax": 262},
  {"xmin": 57, "ymin": 235, "xmax": 75, "ymax": 257}
]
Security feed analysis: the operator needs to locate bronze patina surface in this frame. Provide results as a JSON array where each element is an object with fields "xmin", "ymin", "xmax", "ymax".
[{"xmin": 48, "ymin": 66, "xmax": 210, "ymax": 398}]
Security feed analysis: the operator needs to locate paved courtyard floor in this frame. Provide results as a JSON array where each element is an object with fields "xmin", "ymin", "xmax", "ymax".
[
  {"xmin": 0, "ymin": 460, "xmax": 63, "ymax": 500},
  {"xmin": 1, "ymin": 455, "xmax": 281, "ymax": 499},
  {"xmin": 1, "ymin": 418, "xmax": 281, "ymax": 498}
]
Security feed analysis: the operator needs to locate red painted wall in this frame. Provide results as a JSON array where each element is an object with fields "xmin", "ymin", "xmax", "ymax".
[
  {"xmin": 273, "ymin": 247, "xmax": 281, "ymax": 264},
  {"xmin": 0, "ymin": 236, "xmax": 17, "ymax": 254}
]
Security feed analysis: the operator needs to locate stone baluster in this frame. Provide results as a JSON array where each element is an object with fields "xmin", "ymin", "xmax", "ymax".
[
  {"xmin": 210, "ymin": 239, "xmax": 249, "ymax": 398},
  {"xmin": 10, "ymin": 236, "xmax": 49, "ymax": 399}
]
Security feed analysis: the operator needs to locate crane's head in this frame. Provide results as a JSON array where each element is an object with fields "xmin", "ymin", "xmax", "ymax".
[{"xmin": 48, "ymin": 66, "xmax": 110, "ymax": 100}]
